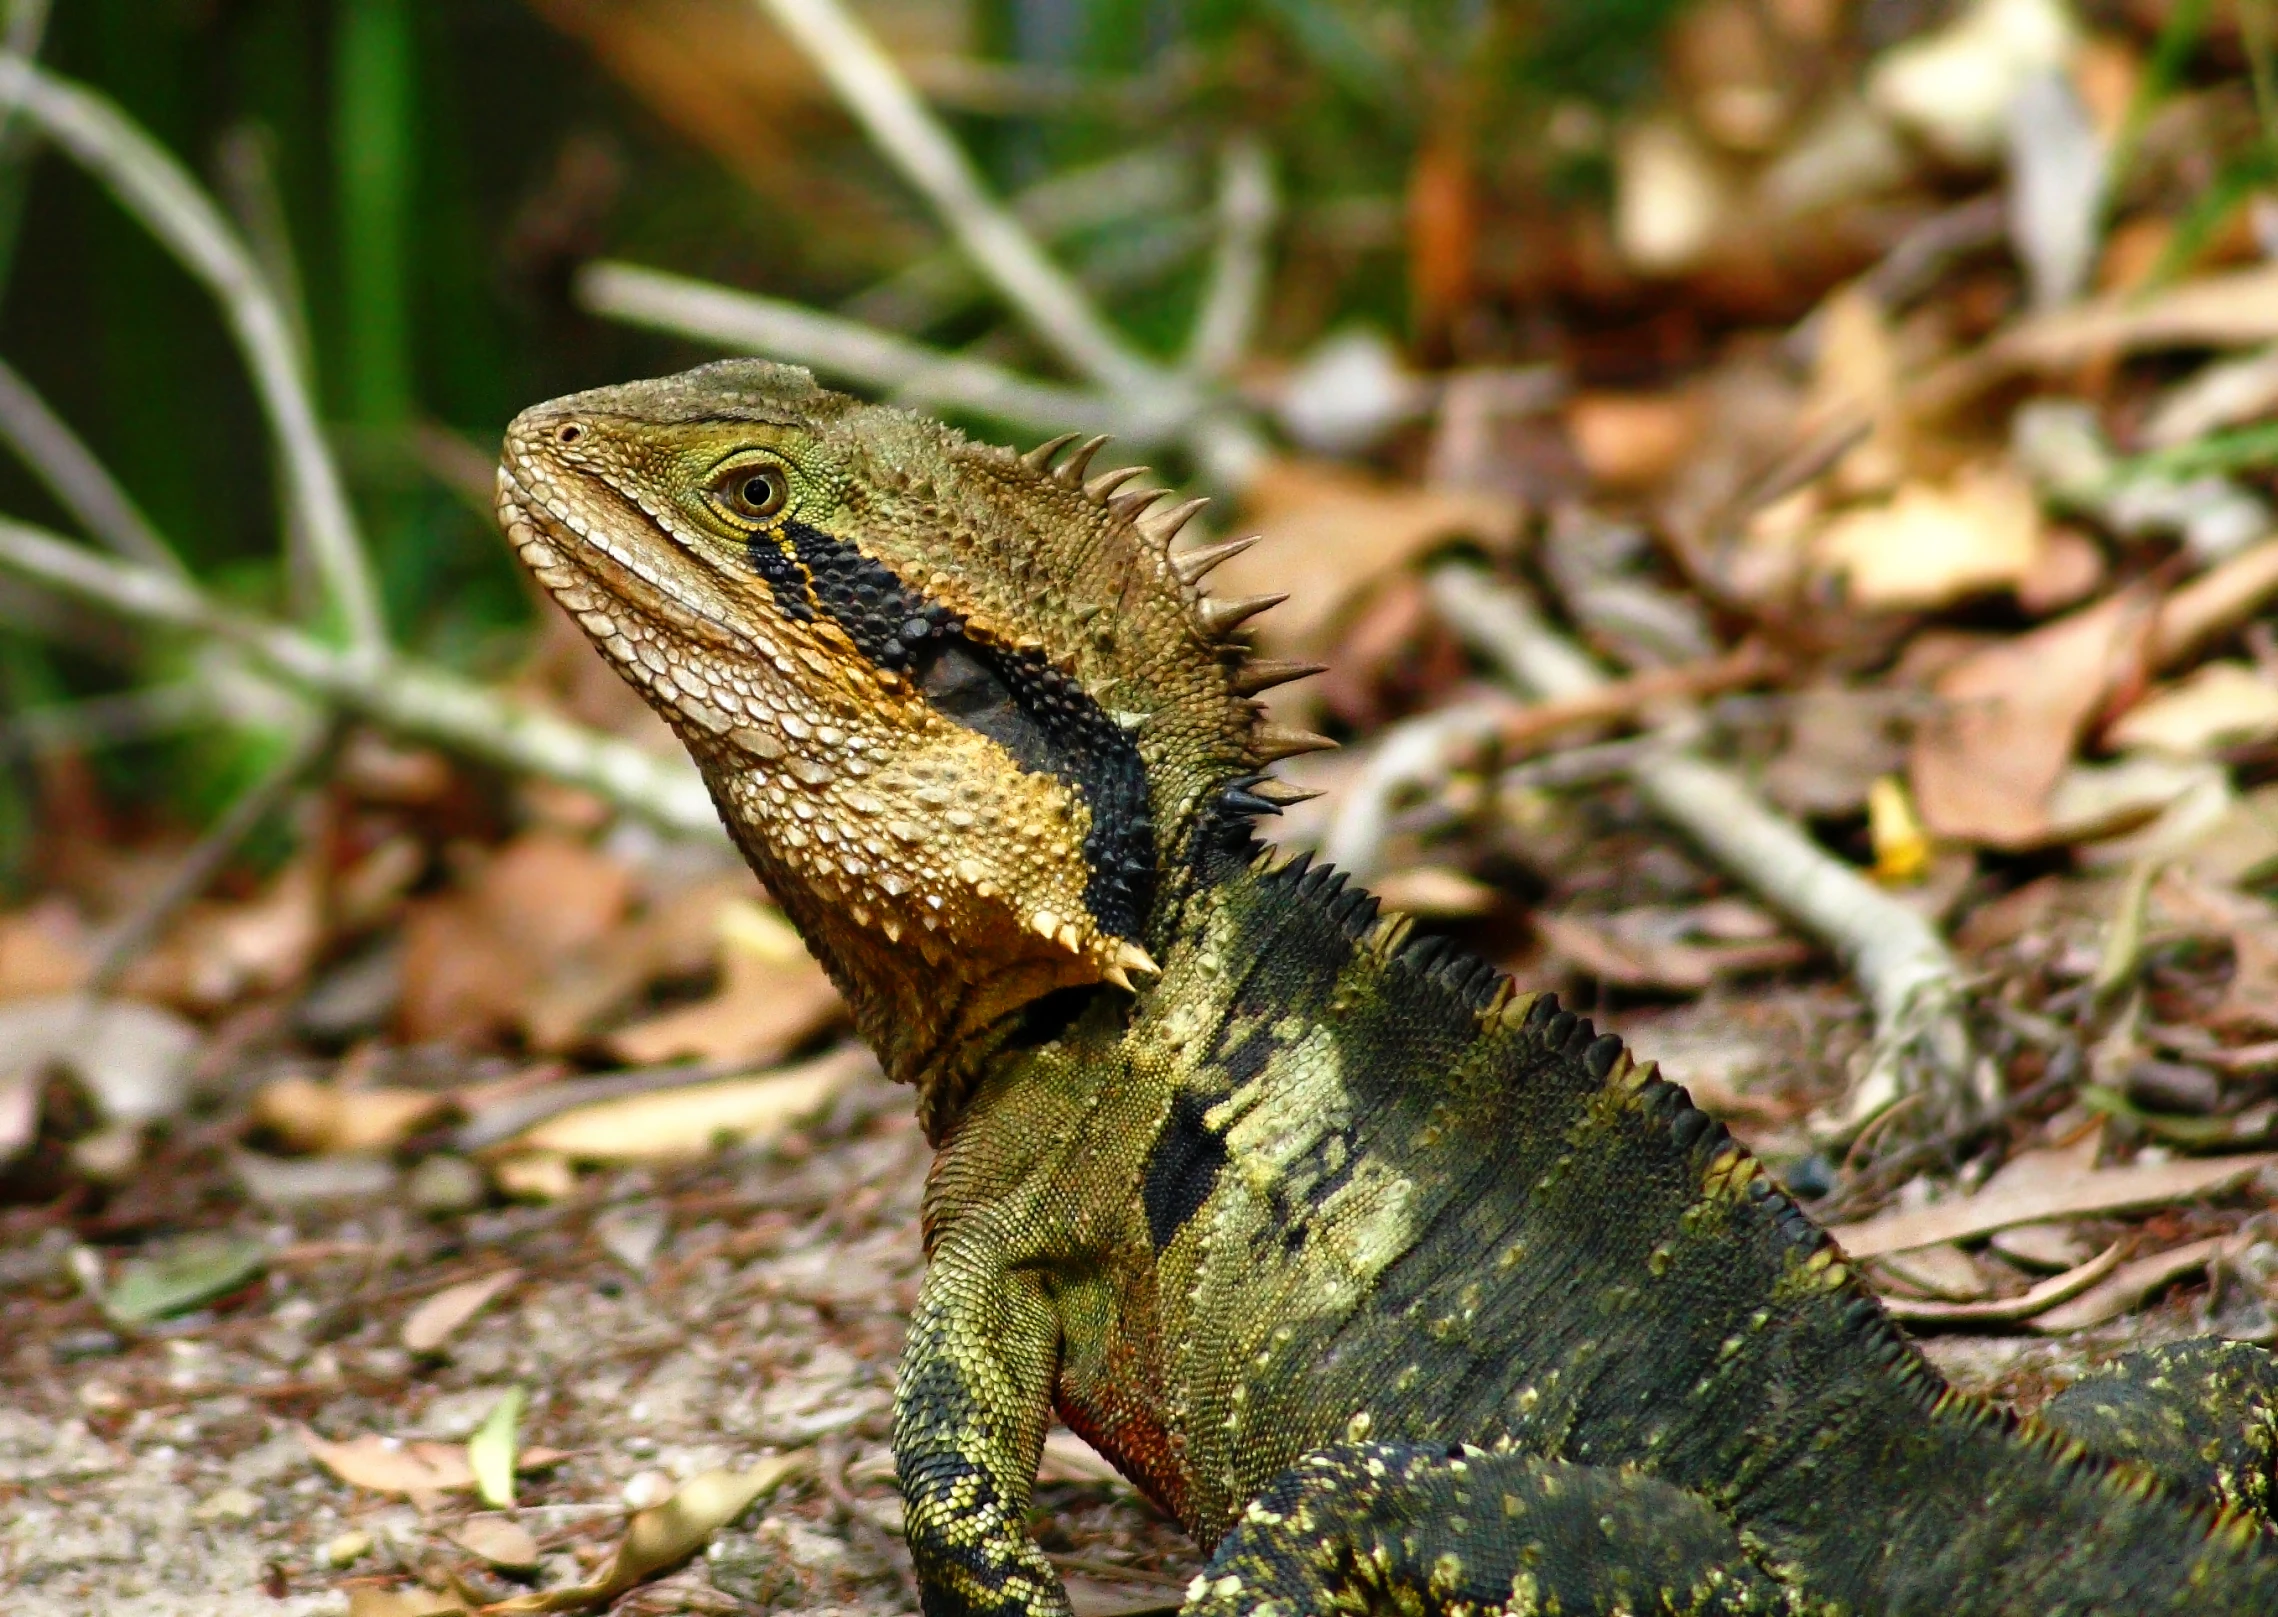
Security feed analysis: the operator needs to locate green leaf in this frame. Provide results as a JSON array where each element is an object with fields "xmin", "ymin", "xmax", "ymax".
[
  {"xmin": 102, "ymin": 1232, "xmax": 268, "ymax": 1325},
  {"xmin": 467, "ymin": 1385, "xmax": 527, "ymax": 1509}
]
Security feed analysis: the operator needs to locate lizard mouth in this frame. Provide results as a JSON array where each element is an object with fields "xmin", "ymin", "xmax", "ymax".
[{"xmin": 494, "ymin": 461, "xmax": 766, "ymax": 664}]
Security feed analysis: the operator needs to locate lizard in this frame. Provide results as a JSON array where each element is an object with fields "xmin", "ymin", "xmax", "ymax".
[{"xmin": 496, "ymin": 358, "xmax": 2278, "ymax": 1616}]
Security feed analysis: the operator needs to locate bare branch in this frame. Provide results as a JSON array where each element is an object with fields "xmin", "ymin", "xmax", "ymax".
[
  {"xmin": 0, "ymin": 516, "xmax": 722, "ymax": 841},
  {"xmin": 0, "ymin": 59, "xmax": 386, "ymax": 658},
  {"xmin": 751, "ymin": 0, "xmax": 1170, "ymax": 400},
  {"xmin": 0, "ymin": 355, "xmax": 180, "ymax": 574},
  {"xmin": 839, "ymin": 145, "xmax": 1193, "ymax": 332},
  {"xmin": 577, "ymin": 260, "xmax": 1169, "ymax": 442},
  {"xmin": 1426, "ymin": 563, "xmax": 1980, "ymax": 1129},
  {"xmin": 1183, "ymin": 136, "xmax": 1276, "ymax": 381},
  {"xmin": 1320, "ymin": 697, "xmax": 1510, "ymax": 879}
]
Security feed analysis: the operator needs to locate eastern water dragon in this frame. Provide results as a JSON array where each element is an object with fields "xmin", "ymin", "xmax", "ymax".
[{"xmin": 496, "ymin": 360, "xmax": 2278, "ymax": 1615}]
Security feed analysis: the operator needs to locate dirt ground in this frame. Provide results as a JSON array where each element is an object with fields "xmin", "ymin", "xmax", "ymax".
[
  {"xmin": 0, "ymin": 1065, "xmax": 1202, "ymax": 1616},
  {"xmin": 5, "ymin": 994, "xmax": 2258, "ymax": 1617}
]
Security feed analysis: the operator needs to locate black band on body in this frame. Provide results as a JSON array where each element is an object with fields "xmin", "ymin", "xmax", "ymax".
[{"xmin": 750, "ymin": 519, "xmax": 1155, "ymax": 938}]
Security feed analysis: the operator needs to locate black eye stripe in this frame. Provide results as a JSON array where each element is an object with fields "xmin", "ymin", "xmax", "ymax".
[{"xmin": 748, "ymin": 518, "xmax": 1154, "ymax": 938}]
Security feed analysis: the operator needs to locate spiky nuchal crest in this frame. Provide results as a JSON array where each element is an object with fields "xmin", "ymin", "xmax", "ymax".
[{"xmin": 495, "ymin": 360, "xmax": 1320, "ymax": 1099}]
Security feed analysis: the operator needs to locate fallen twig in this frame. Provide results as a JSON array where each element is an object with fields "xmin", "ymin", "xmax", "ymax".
[
  {"xmin": 1425, "ymin": 562, "xmax": 1978, "ymax": 1130},
  {"xmin": 0, "ymin": 356, "xmax": 178, "ymax": 575},
  {"xmin": 0, "ymin": 515, "xmax": 719, "ymax": 837},
  {"xmin": 575, "ymin": 0, "xmax": 1270, "ymax": 484},
  {"xmin": 576, "ymin": 261, "xmax": 1145, "ymax": 441},
  {"xmin": 2031, "ymin": 1232, "xmax": 2241, "ymax": 1333},
  {"xmin": 0, "ymin": 58, "xmax": 383, "ymax": 657},
  {"xmin": 1319, "ymin": 697, "xmax": 1509, "ymax": 879},
  {"xmin": 1318, "ymin": 643, "xmax": 1779, "ymax": 878},
  {"xmin": 1881, "ymin": 1241, "xmax": 2124, "ymax": 1326},
  {"xmin": 838, "ymin": 146, "xmax": 1194, "ymax": 333},
  {"xmin": 752, "ymin": 0, "xmax": 1160, "ymax": 396},
  {"xmin": 1182, "ymin": 136, "xmax": 1275, "ymax": 382},
  {"xmin": 1826, "ymin": 1153, "xmax": 2276, "ymax": 1259}
]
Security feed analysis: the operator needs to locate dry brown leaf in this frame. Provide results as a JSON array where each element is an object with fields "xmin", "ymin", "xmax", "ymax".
[
  {"xmin": 252, "ymin": 1076, "xmax": 451, "ymax": 1157},
  {"xmin": 601, "ymin": 895, "xmax": 836, "ymax": 1065},
  {"xmin": 1367, "ymin": 866, "xmax": 1500, "ymax": 918},
  {"xmin": 123, "ymin": 859, "xmax": 323, "ymax": 1010},
  {"xmin": 399, "ymin": 831, "xmax": 638, "ymax": 1044},
  {"xmin": 450, "ymin": 1516, "xmax": 541, "ymax": 1572},
  {"xmin": 2031, "ymin": 1233, "xmax": 2235, "ymax": 1332},
  {"xmin": 2107, "ymin": 662, "xmax": 2278, "ymax": 757},
  {"xmin": 347, "ymin": 1589, "xmax": 467, "ymax": 1617},
  {"xmin": 503, "ymin": 1047, "xmax": 864, "ymax": 1163},
  {"xmin": 1613, "ymin": 115, "xmax": 1734, "ymax": 273},
  {"xmin": 0, "ymin": 900, "xmax": 88, "ymax": 999},
  {"xmin": 2044, "ymin": 755, "xmax": 2226, "ymax": 856},
  {"xmin": 1805, "ymin": 285, "xmax": 1905, "ymax": 496},
  {"xmin": 1873, "ymin": 1242, "xmax": 1991, "ymax": 1301},
  {"xmin": 1038, "ymin": 1430, "xmax": 1126, "ymax": 1487},
  {"xmin": 1883, "ymin": 1241, "xmax": 2124, "ymax": 1324},
  {"xmin": 2015, "ymin": 527, "xmax": 2107, "ymax": 615},
  {"xmin": 491, "ymin": 1150, "xmax": 577, "ymax": 1201},
  {"xmin": 1815, "ymin": 465, "xmax": 2042, "ymax": 610},
  {"xmin": 2001, "ymin": 263, "xmax": 2278, "ymax": 367},
  {"xmin": 398, "ymin": 893, "xmax": 529, "ymax": 1045},
  {"xmin": 519, "ymin": 876, "xmax": 749, "ymax": 1051},
  {"xmin": 1976, "ymin": 1122, "xmax": 2101, "ymax": 1199},
  {"xmin": 478, "ymin": 831, "xmax": 636, "ymax": 958},
  {"xmin": 1909, "ymin": 587, "xmax": 2151, "ymax": 846},
  {"xmin": 1566, "ymin": 392, "xmax": 1704, "ymax": 488},
  {"xmin": 482, "ymin": 1452, "xmax": 811, "ymax": 1615},
  {"xmin": 1989, "ymin": 1219, "xmax": 2096, "ymax": 1270},
  {"xmin": 300, "ymin": 1428, "xmax": 476, "ymax": 1495},
  {"xmin": 402, "ymin": 1269, "xmax": 521, "ymax": 1355},
  {"xmin": 1224, "ymin": 458, "xmax": 1523, "ymax": 653},
  {"xmin": 1826, "ymin": 1151, "xmax": 2275, "ymax": 1258},
  {"xmin": 300, "ymin": 1426, "xmax": 570, "ymax": 1499}
]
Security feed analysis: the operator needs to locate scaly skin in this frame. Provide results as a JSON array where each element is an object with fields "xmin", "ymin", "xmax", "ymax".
[{"xmin": 497, "ymin": 360, "xmax": 2278, "ymax": 1616}]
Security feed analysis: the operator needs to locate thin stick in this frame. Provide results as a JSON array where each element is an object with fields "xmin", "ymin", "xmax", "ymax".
[
  {"xmin": 1183, "ymin": 135, "xmax": 1276, "ymax": 381},
  {"xmin": 1494, "ymin": 641, "xmax": 1780, "ymax": 750},
  {"xmin": 839, "ymin": 145, "xmax": 1192, "ymax": 332},
  {"xmin": 1426, "ymin": 563, "xmax": 1978, "ymax": 1127},
  {"xmin": 0, "ymin": 60, "xmax": 385, "ymax": 658},
  {"xmin": 1318, "ymin": 644, "xmax": 1778, "ymax": 878},
  {"xmin": 577, "ymin": 261, "xmax": 1152, "ymax": 441},
  {"xmin": 0, "ymin": 356, "xmax": 181, "ymax": 574},
  {"xmin": 751, "ymin": 0, "xmax": 1165, "ymax": 398},
  {"xmin": 0, "ymin": 682, "xmax": 211, "ymax": 756},
  {"xmin": 0, "ymin": 515, "xmax": 722, "ymax": 839},
  {"xmin": 1320, "ymin": 697, "xmax": 1511, "ymax": 879}
]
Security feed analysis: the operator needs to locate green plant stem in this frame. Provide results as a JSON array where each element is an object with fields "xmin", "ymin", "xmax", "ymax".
[{"xmin": 334, "ymin": 0, "xmax": 415, "ymax": 429}]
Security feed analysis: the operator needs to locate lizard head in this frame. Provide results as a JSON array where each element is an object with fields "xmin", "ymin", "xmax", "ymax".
[{"xmin": 496, "ymin": 360, "xmax": 1325, "ymax": 1109}]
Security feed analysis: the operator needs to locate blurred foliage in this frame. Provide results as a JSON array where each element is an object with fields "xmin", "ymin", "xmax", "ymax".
[{"xmin": 0, "ymin": 0, "xmax": 1700, "ymax": 870}]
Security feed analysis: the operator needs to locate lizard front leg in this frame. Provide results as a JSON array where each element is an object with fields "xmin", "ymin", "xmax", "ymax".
[{"xmin": 896, "ymin": 1233, "xmax": 1070, "ymax": 1617}]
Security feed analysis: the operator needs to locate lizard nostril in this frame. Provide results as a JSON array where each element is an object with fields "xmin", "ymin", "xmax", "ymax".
[{"xmin": 556, "ymin": 423, "xmax": 583, "ymax": 444}]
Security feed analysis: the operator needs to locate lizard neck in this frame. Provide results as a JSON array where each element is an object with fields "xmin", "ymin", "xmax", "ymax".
[{"xmin": 701, "ymin": 737, "xmax": 1243, "ymax": 1142}]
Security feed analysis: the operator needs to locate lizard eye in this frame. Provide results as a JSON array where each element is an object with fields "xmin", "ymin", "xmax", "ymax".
[{"xmin": 713, "ymin": 464, "xmax": 788, "ymax": 522}]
